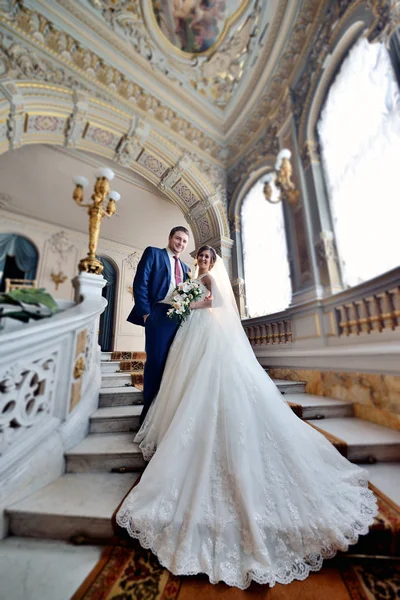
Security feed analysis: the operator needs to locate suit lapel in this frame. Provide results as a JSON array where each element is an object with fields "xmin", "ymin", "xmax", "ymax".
[{"xmin": 162, "ymin": 248, "xmax": 171, "ymax": 282}]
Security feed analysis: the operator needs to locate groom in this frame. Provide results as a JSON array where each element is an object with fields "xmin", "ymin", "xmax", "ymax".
[{"xmin": 127, "ymin": 226, "xmax": 190, "ymax": 424}]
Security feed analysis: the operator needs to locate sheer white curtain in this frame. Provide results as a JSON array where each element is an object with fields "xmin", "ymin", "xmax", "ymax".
[
  {"xmin": 241, "ymin": 178, "xmax": 291, "ymax": 317},
  {"xmin": 318, "ymin": 37, "xmax": 400, "ymax": 287}
]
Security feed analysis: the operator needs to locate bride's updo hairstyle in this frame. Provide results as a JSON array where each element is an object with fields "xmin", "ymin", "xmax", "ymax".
[{"xmin": 196, "ymin": 245, "xmax": 217, "ymax": 271}]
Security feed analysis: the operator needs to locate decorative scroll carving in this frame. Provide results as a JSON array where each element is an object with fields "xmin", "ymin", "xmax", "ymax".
[
  {"xmin": 0, "ymin": 354, "xmax": 57, "ymax": 454},
  {"xmin": 227, "ymin": 123, "xmax": 279, "ymax": 200},
  {"xmin": 125, "ymin": 252, "xmax": 141, "ymax": 273},
  {"xmin": 158, "ymin": 153, "xmax": 192, "ymax": 192},
  {"xmin": 315, "ymin": 230, "xmax": 338, "ymax": 267}
]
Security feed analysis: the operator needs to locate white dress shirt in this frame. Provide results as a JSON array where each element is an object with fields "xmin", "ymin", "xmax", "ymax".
[{"xmin": 159, "ymin": 247, "xmax": 183, "ymax": 304}]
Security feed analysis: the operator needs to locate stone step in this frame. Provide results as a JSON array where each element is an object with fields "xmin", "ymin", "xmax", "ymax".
[
  {"xmin": 306, "ymin": 417, "xmax": 400, "ymax": 463},
  {"xmin": 272, "ymin": 379, "xmax": 306, "ymax": 394},
  {"xmin": 285, "ymin": 393, "xmax": 354, "ymax": 419},
  {"xmin": 101, "ymin": 361, "xmax": 121, "ymax": 373},
  {"xmin": 65, "ymin": 433, "xmax": 146, "ymax": 473},
  {"xmin": 0, "ymin": 537, "xmax": 103, "ymax": 600},
  {"xmin": 99, "ymin": 387, "xmax": 143, "ymax": 407},
  {"xmin": 366, "ymin": 462, "xmax": 400, "ymax": 506},
  {"xmin": 6, "ymin": 473, "xmax": 139, "ymax": 542},
  {"xmin": 90, "ymin": 405, "xmax": 142, "ymax": 434},
  {"xmin": 101, "ymin": 372, "xmax": 133, "ymax": 388},
  {"xmin": 101, "ymin": 351, "xmax": 112, "ymax": 361}
]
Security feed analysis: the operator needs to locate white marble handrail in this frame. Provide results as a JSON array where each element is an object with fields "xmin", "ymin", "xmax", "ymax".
[{"xmin": 0, "ymin": 274, "xmax": 107, "ymax": 471}]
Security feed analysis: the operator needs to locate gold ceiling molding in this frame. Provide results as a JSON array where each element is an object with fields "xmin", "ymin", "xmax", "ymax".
[
  {"xmin": 226, "ymin": 0, "xmax": 328, "ymax": 165},
  {"xmin": 224, "ymin": 0, "xmax": 288, "ymax": 132},
  {"xmin": 0, "ymin": 2, "xmax": 224, "ymax": 161},
  {"xmin": 85, "ymin": 0, "xmax": 266, "ymax": 110}
]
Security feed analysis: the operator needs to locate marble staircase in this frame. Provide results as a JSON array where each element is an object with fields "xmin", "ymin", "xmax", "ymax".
[{"xmin": 5, "ymin": 353, "xmax": 400, "ymax": 547}]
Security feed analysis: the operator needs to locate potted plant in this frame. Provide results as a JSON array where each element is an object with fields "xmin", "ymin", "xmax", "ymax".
[{"xmin": 0, "ymin": 288, "xmax": 60, "ymax": 330}]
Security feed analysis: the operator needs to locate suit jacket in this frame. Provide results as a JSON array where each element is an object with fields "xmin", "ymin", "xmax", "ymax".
[{"xmin": 127, "ymin": 246, "xmax": 190, "ymax": 327}]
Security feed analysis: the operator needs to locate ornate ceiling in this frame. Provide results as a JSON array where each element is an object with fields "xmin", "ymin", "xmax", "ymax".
[
  {"xmin": 0, "ymin": 0, "xmax": 331, "ymax": 169},
  {"xmin": 35, "ymin": 0, "xmax": 304, "ymax": 149},
  {"xmin": 80, "ymin": 0, "xmax": 291, "ymax": 114}
]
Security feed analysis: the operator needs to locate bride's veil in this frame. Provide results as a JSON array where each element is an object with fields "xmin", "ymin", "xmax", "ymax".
[{"xmin": 210, "ymin": 256, "xmax": 252, "ymax": 350}]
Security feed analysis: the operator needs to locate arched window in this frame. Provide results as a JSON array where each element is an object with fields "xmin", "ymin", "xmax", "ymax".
[
  {"xmin": 241, "ymin": 176, "xmax": 291, "ymax": 317},
  {"xmin": 318, "ymin": 37, "xmax": 400, "ymax": 287},
  {"xmin": 0, "ymin": 234, "xmax": 39, "ymax": 292}
]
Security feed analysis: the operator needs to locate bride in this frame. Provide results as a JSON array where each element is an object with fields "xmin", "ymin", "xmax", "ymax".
[{"xmin": 116, "ymin": 245, "xmax": 377, "ymax": 589}]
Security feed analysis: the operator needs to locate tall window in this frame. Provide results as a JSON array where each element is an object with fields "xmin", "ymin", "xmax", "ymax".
[
  {"xmin": 241, "ymin": 177, "xmax": 291, "ymax": 317},
  {"xmin": 318, "ymin": 37, "xmax": 400, "ymax": 287}
]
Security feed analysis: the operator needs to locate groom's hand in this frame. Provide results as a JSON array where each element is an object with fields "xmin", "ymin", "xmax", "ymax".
[{"xmin": 144, "ymin": 314, "xmax": 150, "ymax": 323}]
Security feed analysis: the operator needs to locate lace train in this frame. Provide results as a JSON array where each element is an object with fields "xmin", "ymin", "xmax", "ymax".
[{"xmin": 116, "ymin": 281, "xmax": 378, "ymax": 589}]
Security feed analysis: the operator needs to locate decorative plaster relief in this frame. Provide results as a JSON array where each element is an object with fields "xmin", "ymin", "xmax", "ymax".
[
  {"xmin": 173, "ymin": 180, "xmax": 197, "ymax": 208},
  {"xmin": 125, "ymin": 252, "xmax": 141, "ymax": 274},
  {"xmin": 137, "ymin": 151, "xmax": 167, "ymax": 178},
  {"xmin": 26, "ymin": 115, "xmax": 66, "ymax": 135},
  {"xmin": 0, "ymin": 4, "xmax": 221, "ymax": 159}
]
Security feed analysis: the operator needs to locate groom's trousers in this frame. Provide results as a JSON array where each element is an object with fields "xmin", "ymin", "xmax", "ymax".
[{"xmin": 141, "ymin": 303, "xmax": 179, "ymax": 425}]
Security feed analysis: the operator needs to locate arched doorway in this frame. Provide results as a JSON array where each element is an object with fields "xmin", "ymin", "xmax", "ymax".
[
  {"xmin": 0, "ymin": 234, "xmax": 39, "ymax": 292},
  {"xmin": 97, "ymin": 256, "xmax": 117, "ymax": 352}
]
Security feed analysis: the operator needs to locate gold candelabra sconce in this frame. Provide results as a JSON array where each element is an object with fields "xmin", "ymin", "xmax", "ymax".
[
  {"xmin": 51, "ymin": 270, "xmax": 68, "ymax": 291},
  {"xmin": 73, "ymin": 167, "xmax": 121, "ymax": 275},
  {"xmin": 263, "ymin": 149, "xmax": 300, "ymax": 207}
]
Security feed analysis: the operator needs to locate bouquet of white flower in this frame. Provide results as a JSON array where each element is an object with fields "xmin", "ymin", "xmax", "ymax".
[{"xmin": 167, "ymin": 280, "xmax": 203, "ymax": 325}]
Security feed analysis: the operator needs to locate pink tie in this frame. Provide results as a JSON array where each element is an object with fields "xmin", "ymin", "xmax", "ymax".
[{"xmin": 173, "ymin": 255, "xmax": 182, "ymax": 286}]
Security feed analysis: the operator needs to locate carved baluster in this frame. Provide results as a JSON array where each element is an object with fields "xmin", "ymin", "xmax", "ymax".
[
  {"xmin": 266, "ymin": 323, "xmax": 273, "ymax": 344},
  {"xmin": 248, "ymin": 326, "xmax": 255, "ymax": 346},
  {"xmin": 337, "ymin": 305, "xmax": 349, "ymax": 336},
  {"xmin": 355, "ymin": 299, "xmax": 370, "ymax": 334},
  {"xmin": 254, "ymin": 325, "xmax": 261, "ymax": 346},
  {"xmin": 389, "ymin": 287, "xmax": 400, "ymax": 329},
  {"xmin": 272, "ymin": 322, "xmax": 280, "ymax": 344},
  {"xmin": 345, "ymin": 302, "xmax": 359, "ymax": 335},
  {"xmin": 285, "ymin": 319, "xmax": 292, "ymax": 342},
  {"xmin": 377, "ymin": 291, "xmax": 395, "ymax": 331},
  {"xmin": 365, "ymin": 295, "xmax": 383, "ymax": 333},
  {"xmin": 278, "ymin": 321, "xmax": 286, "ymax": 343},
  {"xmin": 260, "ymin": 324, "xmax": 267, "ymax": 345}
]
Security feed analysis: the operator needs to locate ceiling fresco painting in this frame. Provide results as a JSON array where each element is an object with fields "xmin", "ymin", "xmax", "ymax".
[{"xmin": 152, "ymin": 0, "xmax": 248, "ymax": 54}]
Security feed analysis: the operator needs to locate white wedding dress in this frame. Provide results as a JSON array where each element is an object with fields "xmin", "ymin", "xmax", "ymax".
[{"xmin": 116, "ymin": 260, "xmax": 377, "ymax": 589}]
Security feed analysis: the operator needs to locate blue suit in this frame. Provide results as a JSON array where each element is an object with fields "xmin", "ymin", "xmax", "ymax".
[{"xmin": 127, "ymin": 247, "xmax": 190, "ymax": 424}]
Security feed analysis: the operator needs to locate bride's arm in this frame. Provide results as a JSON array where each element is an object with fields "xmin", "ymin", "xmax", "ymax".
[{"xmin": 190, "ymin": 298, "xmax": 212, "ymax": 309}]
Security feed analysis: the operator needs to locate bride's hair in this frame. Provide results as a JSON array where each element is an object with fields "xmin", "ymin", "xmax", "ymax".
[{"xmin": 195, "ymin": 245, "xmax": 217, "ymax": 270}]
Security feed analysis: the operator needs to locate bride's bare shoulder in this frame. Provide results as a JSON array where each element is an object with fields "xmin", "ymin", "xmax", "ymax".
[{"xmin": 201, "ymin": 273, "xmax": 213, "ymax": 290}]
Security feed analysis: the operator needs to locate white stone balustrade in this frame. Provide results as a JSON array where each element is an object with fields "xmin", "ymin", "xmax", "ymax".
[
  {"xmin": 243, "ymin": 267, "xmax": 400, "ymax": 375},
  {"xmin": 0, "ymin": 273, "xmax": 106, "ymax": 537}
]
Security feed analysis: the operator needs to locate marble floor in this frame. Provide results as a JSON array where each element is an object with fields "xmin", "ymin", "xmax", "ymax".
[{"xmin": 0, "ymin": 537, "xmax": 102, "ymax": 600}]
